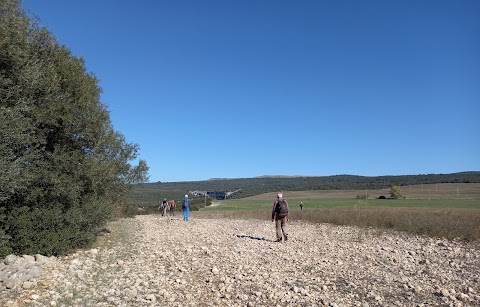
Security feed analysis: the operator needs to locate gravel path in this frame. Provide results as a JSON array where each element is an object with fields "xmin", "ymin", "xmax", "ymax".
[{"xmin": 2, "ymin": 213, "xmax": 480, "ymax": 306}]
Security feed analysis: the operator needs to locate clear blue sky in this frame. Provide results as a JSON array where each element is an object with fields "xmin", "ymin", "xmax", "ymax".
[{"xmin": 23, "ymin": 0, "xmax": 480, "ymax": 182}]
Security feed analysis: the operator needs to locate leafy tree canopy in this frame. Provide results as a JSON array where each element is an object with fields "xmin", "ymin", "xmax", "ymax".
[{"xmin": 0, "ymin": 0, "xmax": 148, "ymax": 257}]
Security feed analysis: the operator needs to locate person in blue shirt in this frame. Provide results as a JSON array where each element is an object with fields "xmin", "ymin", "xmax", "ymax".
[{"xmin": 182, "ymin": 194, "xmax": 191, "ymax": 221}]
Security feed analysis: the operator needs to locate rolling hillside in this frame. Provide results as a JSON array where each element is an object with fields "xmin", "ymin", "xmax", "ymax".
[{"xmin": 129, "ymin": 172, "xmax": 480, "ymax": 206}]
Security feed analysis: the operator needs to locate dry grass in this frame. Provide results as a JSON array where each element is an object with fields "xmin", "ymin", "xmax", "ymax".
[
  {"xmin": 195, "ymin": 184, "xmax": 480, "ymax": 241},
  {"xmin": 291, "ymin": 207, "xmax": 480, "ymax": 241},
  {"xmin": 195, "ymin": 207, "xmax": 480, "ymax": 241},
  {"xmin": 243, "ymin": 183, "xmax": 480, "ymax": 200},
  {"xmin": 395, "ymin": 183, "xmax": 480, "ymax": 199}
]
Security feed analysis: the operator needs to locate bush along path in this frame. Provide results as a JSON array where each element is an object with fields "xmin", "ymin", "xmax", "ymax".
[{"xmin": 1, "ymin": 214, "xmax": 480, "ymax": 306}]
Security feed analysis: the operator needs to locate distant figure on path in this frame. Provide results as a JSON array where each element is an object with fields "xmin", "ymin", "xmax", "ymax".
[
  {"xmin": 300, "ymin": 202, "xmax": 304, "ymax": 211},
  {"xmin": 182, "ymin": 194, "xmax": 191, "ymax": 221},
  {"xmin": 169, "ymin": 199, "xmax": 176, "ymax": 218},
  {"xmin": 161, "ymin": 198, "xmax": 168, "ymax": 217},
  {"xmin": 271, "ymin": 192, "xmax": 289, "ymax": 242}
]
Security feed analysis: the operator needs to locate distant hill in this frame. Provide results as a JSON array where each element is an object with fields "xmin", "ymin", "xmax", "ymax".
[
  {"xmin": 131, "ymin": 172, "xmax": 480, "ymax": 202},
  {"xmin": 254, "ymin": 175, "xmax": 305, "ymax": 179}
]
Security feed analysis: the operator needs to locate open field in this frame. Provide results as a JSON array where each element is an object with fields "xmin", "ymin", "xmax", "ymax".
[
  {"xmin": 202, "ymin": 199, "xmax": 480, "ymax": 211},
  {"xmin": 199, "ymin": 184, "xmax": 480, "ymax": 241},
  {"xmin": 241, "ymin": 183, "xmax": 480, "ymax": 200}
]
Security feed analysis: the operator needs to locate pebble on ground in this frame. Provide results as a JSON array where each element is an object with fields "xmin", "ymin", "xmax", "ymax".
[{"xmin": 1, "ymin": 214, "xmax": 479, "ymax": 306}]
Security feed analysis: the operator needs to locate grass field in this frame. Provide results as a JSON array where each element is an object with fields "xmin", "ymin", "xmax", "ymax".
[
  {"xmin": 203, "ymin": 198, "xmax": 480, "ymax": 210},
  {"xmin": 241, "ymin": 183, "xmax": 480, "ymax": 200},
  {"xmin": 197, "ymin": 183, "xmax": 480, "ymax": 241}
]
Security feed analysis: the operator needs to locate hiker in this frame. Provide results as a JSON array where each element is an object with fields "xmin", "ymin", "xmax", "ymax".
[
  {"xmin": 169, "ymin": 199, "xmax": 176, "ymax": 218},
  {"xmin": 300, "ymin": 201, "xmax": 304, "ymax": 210},
  {"xmin": 271, "ymin": 192, "xmax": 289, "ymax": 242},
  {"xmin": 161, "ymin": 198, "xmax": 168, "ymax": 217},
  {"xmin": 182, "ymin": 194, "xmax": 191, "ymax": 221}
]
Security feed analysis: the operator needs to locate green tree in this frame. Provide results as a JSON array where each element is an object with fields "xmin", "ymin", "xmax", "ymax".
[
  {"xmin": 0, "ymin": 0, "xmax": 149, "ymax": 257},
  {"xmin": 390, "ymin": 185, "xmax": 402, "ymax": 199}
]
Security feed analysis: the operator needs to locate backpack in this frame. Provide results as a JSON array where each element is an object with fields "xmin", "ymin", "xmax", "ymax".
[{"xmin": 276, "ymin": 200, "xmax": 289, "ymax": 215}]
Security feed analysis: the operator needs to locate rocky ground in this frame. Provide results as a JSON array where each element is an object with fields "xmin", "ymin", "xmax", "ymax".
[{"xmin": 1, "ymin": 213, "xmax": 479, "ymax": 306}]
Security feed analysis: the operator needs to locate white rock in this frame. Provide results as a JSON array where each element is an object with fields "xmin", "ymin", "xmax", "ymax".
[
  {"xmin": 4, "ymin": 254, "xmax": 17, "ymax": 265},
  {"xmin": 145, "ymin": 294, "xmax": 156, "ymax": 301},
  {"xmin": 125, "ymin": 288, "xmax": 137, "ymax": 298},
  {"xmin": 458, "ymin": 293, "xmax": 469, "ymax": 301},
  {"xmin": 22, "ymin": 255, "xmax": 35, "ymax": 263},
  {"xmin": 75, "ymin": 270, "xmax": 85, "ymax": 280},
  {"xmin": 4, "ymin": 277, "xmax": 22, "ymax": 289},
  {"xmin": 34, "ymin": 254, "xmax": 49, "ymax": 265},
  {"xmin": 22, "ymin": 281, "xmax": 34, "ymax": 289},
  {"xmin": 70, "ymin": 259, "xmax": 80, "ymax": 266}
]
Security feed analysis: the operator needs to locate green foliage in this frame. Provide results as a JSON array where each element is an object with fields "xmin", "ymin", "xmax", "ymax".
[
  {"xmin": 120, "ymin": 203, "xmax": 145, "ymax": 218},
  {"xmin": 6, "ymin": 200, "xmax": 112, "ymax": 256},
  {"xmin": 0, "ymin": 207, "xmax": 11, "ymax": 256},
  {"xmin": 190, "ymin": 197, "xmax": 211, "ymax": 211},
  {"xmin": 0, "ymin": 0, "xmax": 148, "ymax": 257}
]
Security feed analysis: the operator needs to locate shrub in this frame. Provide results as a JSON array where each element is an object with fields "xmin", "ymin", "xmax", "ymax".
[
  {"xmin": 0, "ymin": 208, "xmax": 12, "ymax": 256},
  {"xmin": 390, "ymin": 186, "xmax": 403, "ymax": 199},
  {"xmin": 5, "ymin": 199, "xmax": 113, "ymax": 256},
  {"xmin": 356, "ymin": 193, "xmax": 370, "ymax": 200}
]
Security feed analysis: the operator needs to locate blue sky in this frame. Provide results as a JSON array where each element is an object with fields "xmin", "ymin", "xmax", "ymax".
[{"xmin": 23, "ymin": 0, "xmax": 479, "ymax": 182}]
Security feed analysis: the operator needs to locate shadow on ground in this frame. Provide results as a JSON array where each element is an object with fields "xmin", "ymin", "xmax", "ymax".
[{"xmin": 236, "ymin": 235, "xmax": 272, "ymax": 242}]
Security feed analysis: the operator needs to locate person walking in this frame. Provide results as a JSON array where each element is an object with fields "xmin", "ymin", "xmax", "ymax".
[
  {"xmin": 169, "ymin": 199, "xmax": 176, "ymax": 218},
  {"xmin": 271, "ymin": 192, "xmax": 289, "ymax": 242},
  {"xmin": 182, "ymin": 194, "xmax": 191, "ymax": 221},
  {"xmin": 300, "ymin": 201, "xmax": 304, "ymax": 211},
  {"xmin": 161, "ymin": 198, "xmax": 168, "ymax": 217}
]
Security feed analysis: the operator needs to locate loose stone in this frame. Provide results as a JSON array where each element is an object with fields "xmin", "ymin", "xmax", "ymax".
[{"xmin": 1, "ymin": 215, "xmax": 479, "ymax": 306}]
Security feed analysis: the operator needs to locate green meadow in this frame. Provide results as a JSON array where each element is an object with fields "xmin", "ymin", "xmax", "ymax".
[{"xmin": 202, "ymin": 198, "xmax": 480, "ymax": 211}]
